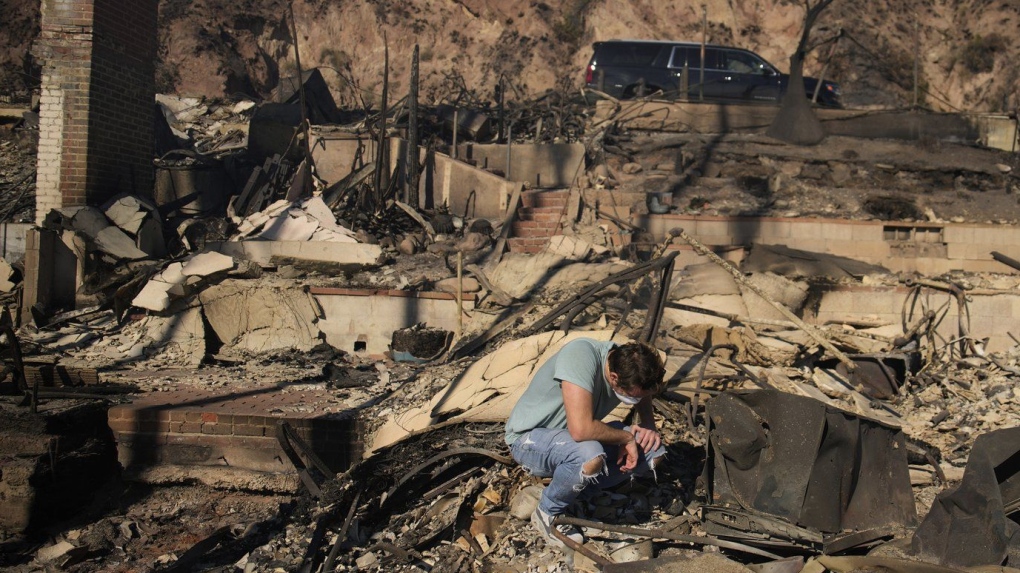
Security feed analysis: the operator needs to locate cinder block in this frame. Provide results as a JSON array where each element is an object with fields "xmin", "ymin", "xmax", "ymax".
[
  {"xmin": 757, "ymin": 220, "xmax": 791, "ymax": 239},
  {"xmin": 942, "ymin": 225, "xmax": 974, "ymax": 243},
  {"xmin": 822, "ymin": 222, "xmax": 854, "ymax": 241},
  {"xmin": 851, "ymin": 223, "xmax": 882, "ymax": 241},
  {"xmin": 945, "ymin": 242, "xmax": 969, "ymax": 260},
  {"xmin": 788, "ymin": 221, "xmax": 823, "ymax": 240},
  {"xmin": 849, "ymin": 241, "xmax": 890, "ymax": 261},
  {"xmin": 692, "ymin": 219, "xmax": 733, "ymax": 238},
  {"xmin": 909, "ymin": 258, "xmax": 949, "ymax": 276}
]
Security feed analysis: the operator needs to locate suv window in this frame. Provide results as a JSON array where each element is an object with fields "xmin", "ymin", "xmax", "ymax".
[
  {"xmin": 720, "ymin": 50, "xmax": 770, "ymax": 74},
  {"xmin": 598, "ymin": 43, "xmax": 662, "ymax": 66},
  {"xmin": 667, "ymin": 46, "xmax": 722, "ymax": 70}
]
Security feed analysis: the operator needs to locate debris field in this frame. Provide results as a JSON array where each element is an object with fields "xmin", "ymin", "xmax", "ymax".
[{"xmin": 0, "ymin": 71, "xmax": 1019, "ymax": 573}]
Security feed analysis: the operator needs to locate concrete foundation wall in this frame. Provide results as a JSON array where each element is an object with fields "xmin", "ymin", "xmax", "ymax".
[
  {"xmin": 638, "ymin": 214, "xmax": 1020, "ymax": 275},
  {"xmin": 309, "ymin": 133, "xmax": 392, "ymax": 188},
  {"xmin": 0, "ymin": 224, "xmax": 30, "ymax": 263},
  {"xmin": 431, "ymin": 151, "xmax": 517, "ymax": 218},
  {"xmin": 308, "ymin": 132, "xmax": 517, "ymax": 219},
  {"xmin": 810, "ymin": 285, "xmax": 1020, "ymax": 354},
  {"xmin": 595, "ymin": 100, "xmax": 1020, "ymax": 151},
  {"xmin": 456, "ymin": 143, "xmax": 585, "ymax": 189},
  {"xmin": 312, "ymin": 288, "xmax": 476, "ymax": 356}
]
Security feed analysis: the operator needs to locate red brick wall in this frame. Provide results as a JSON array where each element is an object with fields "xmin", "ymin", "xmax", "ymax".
[{"xmin": 33, "ymin": 0, "xmax": 157, "ymax": 223}]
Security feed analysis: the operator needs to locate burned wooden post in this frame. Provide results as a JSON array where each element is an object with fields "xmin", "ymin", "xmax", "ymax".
[
  {"xmin": 406, "ymin": 44, "xmax": 420, "ymax": 208},
  {"xmin": 287, "ymin": 3, "xmax": 312, "ymax": 164},
  {"xmin": 372, "ymin": 37, "xmax": 390, "ymax": 210}
]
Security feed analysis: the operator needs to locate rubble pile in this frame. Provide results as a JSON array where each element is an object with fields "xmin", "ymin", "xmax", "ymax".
[{"xmin": 2, "ymin": 78, "xmax": 1019, "ymax": 573}]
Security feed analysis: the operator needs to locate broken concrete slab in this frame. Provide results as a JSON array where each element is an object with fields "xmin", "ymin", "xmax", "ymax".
[
  {"xmin": 103, "ymin": 195, "xmax": 157, "ymax": 236},
  {"xmin": 181, "ymin": 251, "xmax": 235, "ymax": 277},
  {"xmin": 313, "ymin": 287, "xmax": 477, "ymax": 356},
  {"xmin": 131, "ymin": 305, "xmax": 206, "ymax": 366},
  {"xmin": 199, "ymin": 280, "xmax": 322, "ymax": 353},
  {"xmin": 434, "ymin": 277, "xmax": 481, "ymax": 294},
  {"xmin": 369, "ymin": 330, "xmax": 629, "ymax": 454},
  {"xmin": 132, "ymin": 277, "xmax": 176, "ymax": 313},
  {"xmin": 131, "ymin": 262, "xmax": 187, "ymax": 313},
  {"xmin": 742, "ymin": 243, "xmax": 890, "ymax": 280},
  {"xmin": 489, "ymin": 253, "xmax": 630, "ymax": 300},
  {"xmin": 740, "ymin": 272, "xmax": 810, "ymax": 322},
  {"xmin": 211, "ymin": 240, "xmax": 383, "ymax": 269},
  {"xmin": 545, "ymin": 234, "xmax": 608, "ymax": 260},
  {"xmin": 94, "ymin": 226, "xmax": 149, "ymax": 260},
  {"xmin": 258, "ymin": 209, "xmax": 321, "ymax": 241},
  {"xmin": 61, "ymin": 206, "xmax": 110, "ymax": 236},
  {"xmin": 0, "ymin": 258, "xmax": 15, "ymax": 292}
]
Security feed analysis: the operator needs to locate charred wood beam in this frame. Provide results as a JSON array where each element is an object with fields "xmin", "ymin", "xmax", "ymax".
[
  {"xmin": 448, "ymin": 301, "xmax": 536, "ymax": 360},
  {"xmin": 992, "ymin": 250, "xmax": 1020, "ymax": 272},
  {"xmin": 673, "ymin": 227, "xmax": 857, "ymax": 372},
  {"xmin": 551, "ymin": 527, "xmax": 613, "ymax": 567},
  {"xmin": 275, "ymin": 421, "xmax": 332, "ymax": 498},
  {"xmin": 382, "ymin": 447, "xmax": 511, "ymax": 509},
  {"xmin": 423, "ymin": 466, "xmax": 484, "ymax": 500},
  {"xmin": 300, "ymin": 513, "xmax": 333, "ymax": 573},
  {"xmin": 161, "ymin": 525, "xmax": 232, "ymax": 573},
  {"xmin": 904, "ymin": 278, "xmax": 977, "ymax": 357},
  {"xmin": 322, "ymin": 488, "xmax": 362, "ymax": 573},
  {"xmin": 553, "ymin": 516, "xmax": 782, "ymax": 560},
  {"xmin": 526, "ymin": 252, "xmax": 678, "ymax": 336},
  {"xmin": 371, "ymin": 37, "xmax": 389, "ymax": 210},
  {"xmin": 287, "ymin": 3, "xmax": 312, "ymax": 163},
  {"xmin": 483, "ymin": 184, "xmax": 523, "ymax": 270},
  {"xmin": 687, "ymin": 343, "xmax": 767, "ymax": 433},
  {"xmin": 406, "ymin": 44, "xmax": 420, "ymax": 207}
]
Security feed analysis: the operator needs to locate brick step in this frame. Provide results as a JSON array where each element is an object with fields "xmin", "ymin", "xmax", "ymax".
[
  {"xmin": 511, "ymin": 223, "xmax": 559, "ymax": 237},
  {"xmin": 507, "ymin": 237, "xmax": 549, "ymax": 254},
  {"xmin": 521, "ymin": 190, "xmax": 569, "ymax": 209},
  {"xmin": 518, "ymin": 207, "xmax": 563, "ymax": 222},
  {"xmin": 511, "ymin": 228, "xmax": 559, "ymax": 239}
]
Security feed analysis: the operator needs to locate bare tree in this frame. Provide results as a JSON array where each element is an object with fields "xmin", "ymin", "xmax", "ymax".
[{"xmin": 766, "ymin": 0, "xmax": 838, "ymax": 145}]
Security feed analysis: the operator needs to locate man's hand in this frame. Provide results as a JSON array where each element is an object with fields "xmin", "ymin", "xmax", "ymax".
[
  {"xmin": 630, "ymin": 426, "xmax": 662, "ymax": 453},
  {"xmin": 617, "ymin": 438, "xmax": 640, "ymax": 472}
]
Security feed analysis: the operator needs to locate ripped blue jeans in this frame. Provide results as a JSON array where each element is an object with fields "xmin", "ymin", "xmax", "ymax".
[{"xmin": 509, "ymin": 422, "xmax": 666, "ymax": 516}]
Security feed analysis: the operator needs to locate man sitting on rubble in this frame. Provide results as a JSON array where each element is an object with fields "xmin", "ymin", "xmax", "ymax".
[{"xmin": 504, "ymin": 338, "xmax": 667, "ymax": 550}]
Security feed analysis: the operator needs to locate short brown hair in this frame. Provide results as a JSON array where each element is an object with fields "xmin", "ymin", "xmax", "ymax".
[{"xmin": 608, "ymin": 342, "xmax": 665, "ymax": 393}]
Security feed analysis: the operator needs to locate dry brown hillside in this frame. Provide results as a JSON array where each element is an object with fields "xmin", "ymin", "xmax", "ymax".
[{"xmin": 2, "ymin": 0, "xmax": 1019, "ymax": 112}]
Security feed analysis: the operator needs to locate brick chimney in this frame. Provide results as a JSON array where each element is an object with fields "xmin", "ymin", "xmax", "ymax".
[{"xmin": 33, "ymin": 0, "xmax": 159, "ymax": 224}]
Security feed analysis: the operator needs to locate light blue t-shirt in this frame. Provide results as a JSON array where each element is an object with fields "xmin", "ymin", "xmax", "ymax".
[{"xmin": 505, "ymin": 338, "xmax": 619, "ymax": 445}]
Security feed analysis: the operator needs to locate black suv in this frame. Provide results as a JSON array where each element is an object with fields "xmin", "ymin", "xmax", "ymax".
[{"xmin": 584, "ymin": 40, "xmax": 842, "ymax": 107}]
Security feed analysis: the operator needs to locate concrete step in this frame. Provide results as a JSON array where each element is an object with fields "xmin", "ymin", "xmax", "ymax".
[{"xmin": 108, "ymin": 385, "xmax": 365, "ymax": 490}]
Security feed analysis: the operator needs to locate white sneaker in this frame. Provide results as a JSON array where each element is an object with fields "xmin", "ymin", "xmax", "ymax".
[{"xmin": 531, "ymin": 508, "xmax": 584, "ymax": 549}]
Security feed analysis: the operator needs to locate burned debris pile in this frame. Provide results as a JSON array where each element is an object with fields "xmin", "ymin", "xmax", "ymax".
[
  {"xmin": 2, "ymin": 70, "xmax": 1020, "ymax": 573},
  {"xmin": 130, "ymin": 244, "xmax": 1019, "ymax": 573}
]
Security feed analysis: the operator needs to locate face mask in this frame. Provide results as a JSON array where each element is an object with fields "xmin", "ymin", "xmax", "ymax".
[{"xmin": 614, "ymin": 389, "xmax": 641, "ymax": 405}]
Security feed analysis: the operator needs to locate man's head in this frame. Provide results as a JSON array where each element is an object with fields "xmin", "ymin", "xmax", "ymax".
[{"xmin": 607, "ymin": 342, "xmax": 666, "ymax": 395}]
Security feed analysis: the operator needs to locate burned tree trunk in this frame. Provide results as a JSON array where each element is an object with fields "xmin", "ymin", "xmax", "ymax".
[{"xmin": 766, "ymin": 0, "xmax": 837, "ymax": 145}]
